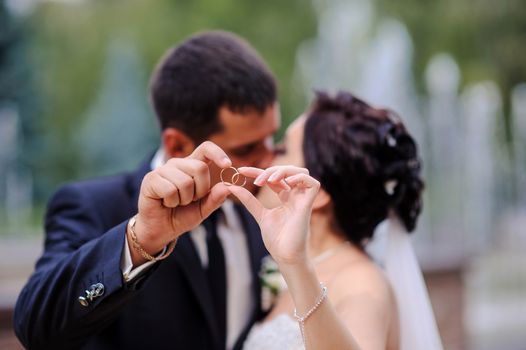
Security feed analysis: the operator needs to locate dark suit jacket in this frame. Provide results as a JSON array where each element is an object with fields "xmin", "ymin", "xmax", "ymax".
[{"xmin": 13, "ymin": 157, "xmax": 268, "ymax": 350}]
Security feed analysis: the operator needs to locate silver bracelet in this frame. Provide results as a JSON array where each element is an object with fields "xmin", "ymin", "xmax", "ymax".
[{"xmin": 293, "ymin": 282, "xmax": 328, "ymax": 348}]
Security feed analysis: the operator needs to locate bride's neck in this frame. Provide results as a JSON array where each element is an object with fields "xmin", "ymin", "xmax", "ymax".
[{"xmin": 307, "ymin": 211, "xmax": 347, "ymax": 259}]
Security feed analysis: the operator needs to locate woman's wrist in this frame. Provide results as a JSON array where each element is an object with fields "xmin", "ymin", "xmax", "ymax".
[
  {"xmin": 278, "ymin": 259, "xmax": 317, "ymax": 290},
  {"xmin": 278, "ymin": 259, "xmax": 324, "ymax": 316},
  {"xmin": 273, "ymin": 246, "xmax": 310, "ymax": 268},
  {"xmin": 276, "ymin": 256, "xmax": 311, "ymax": 274}
]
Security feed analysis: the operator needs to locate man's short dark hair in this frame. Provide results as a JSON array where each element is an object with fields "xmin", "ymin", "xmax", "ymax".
[{"xmin": 150, "ymin": 31, "xmax": 277, "ymax": 142}]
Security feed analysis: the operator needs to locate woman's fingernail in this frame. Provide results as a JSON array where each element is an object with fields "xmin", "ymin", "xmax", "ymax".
[{"xmin": 254, "ymin": 175, "xmax": 264, "ymax": 185}]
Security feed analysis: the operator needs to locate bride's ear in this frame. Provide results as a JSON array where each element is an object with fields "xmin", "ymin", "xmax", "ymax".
[{"xmin": 312, "ymin": 188, "xmax": 331, "ymax": 210}]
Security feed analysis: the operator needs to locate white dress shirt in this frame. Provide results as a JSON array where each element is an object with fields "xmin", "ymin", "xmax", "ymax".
[{"xmin": 121, "ymin": 148, "xmax": 254, "ymax": 349}]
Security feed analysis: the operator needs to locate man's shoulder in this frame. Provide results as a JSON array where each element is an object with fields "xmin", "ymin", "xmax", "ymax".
[
  {"xmin": 49, "ymin": 168, "xmax": 143, "ymax": 214},
  {"xmin": 58, "ymin": 172, "xmax": 131, "ymax": 197},
  {"xmin": 53, "ymin": 156, "xmax": 152, "ymax": 202},
  {"xmin": 46, "ymin": 170, "xmax": 142, "ymax": 229}
]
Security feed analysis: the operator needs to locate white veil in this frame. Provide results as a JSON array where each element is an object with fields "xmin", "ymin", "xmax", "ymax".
[{"xmin": 366, "ymin": 214, "xmax": 444, "ymax": 350}]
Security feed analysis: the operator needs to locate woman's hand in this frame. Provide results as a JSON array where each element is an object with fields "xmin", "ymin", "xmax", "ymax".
[{"xmin": 227, "ymin": 165, "xmax": 320, "ymax": 266}]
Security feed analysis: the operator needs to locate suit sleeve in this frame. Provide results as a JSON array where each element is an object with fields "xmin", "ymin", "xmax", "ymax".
[{"xmin": 13, "ymin": 183, "xmax": 155, "ymax": 349}]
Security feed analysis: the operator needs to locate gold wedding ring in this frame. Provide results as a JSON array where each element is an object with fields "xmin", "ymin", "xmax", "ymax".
[{"xmin": 220, "ymin": 166, "xmax": 247, "ymax": 187}]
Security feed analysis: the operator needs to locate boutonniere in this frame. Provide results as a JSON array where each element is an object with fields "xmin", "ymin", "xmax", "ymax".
[{"xmin": 259, "ymin": 255, "xmax": 287, "ymax": 312}]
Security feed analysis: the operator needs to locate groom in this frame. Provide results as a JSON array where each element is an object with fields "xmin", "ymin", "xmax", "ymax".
[{"xmin": 14, "ymin": 31, "xmax": 280, "ymax": 350}]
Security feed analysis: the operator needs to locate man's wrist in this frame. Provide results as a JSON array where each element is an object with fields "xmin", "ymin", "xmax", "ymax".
[
  {"xmin": 126, "ymin": 227, "xmax": 149, "ymax": 267},
  {"xmin": 132, "ymin": 216, "xmax": 168, "ymax": 253},
  {"xmin": 121, "ymin": 234, "xmax": 164, "ymax": 282},
  {"xmin": 126, "ymin": 216, "xmax": 174, "ymax": 267}
]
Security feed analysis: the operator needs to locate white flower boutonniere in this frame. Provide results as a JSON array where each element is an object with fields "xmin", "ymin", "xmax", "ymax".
[{"xmin": 259, "ymin": 255, "xmax": 287, "ymax": 312}]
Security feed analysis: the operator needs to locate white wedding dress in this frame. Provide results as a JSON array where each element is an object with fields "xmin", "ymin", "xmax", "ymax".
[
  {"xmin": 243, "ymin": 215, "xmax": 443, "ymax": 350},
  {"xmin": 243, "ymin": 314, "xmax": 304, "ymax": 350}
]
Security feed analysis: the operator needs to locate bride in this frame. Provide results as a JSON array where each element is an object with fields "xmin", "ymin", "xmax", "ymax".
[{"xmin": 229, "ymin": 91, "xmax": 442, "ymax": 349}]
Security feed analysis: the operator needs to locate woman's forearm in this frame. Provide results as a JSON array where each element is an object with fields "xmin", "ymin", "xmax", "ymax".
[{"xmin": 279, "ymin": 261, "xmax": 361, "ymax": 350}]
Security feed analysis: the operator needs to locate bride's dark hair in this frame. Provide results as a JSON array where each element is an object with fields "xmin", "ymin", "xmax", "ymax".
[{"xmin": 303, "ymin": 91, "xmax": 424, "ymax": 247}]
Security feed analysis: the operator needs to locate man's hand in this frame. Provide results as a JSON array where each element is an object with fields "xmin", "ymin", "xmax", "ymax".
[{"xmin": 129, "ymin": 141, "xmax": 231, "ymax": 266}]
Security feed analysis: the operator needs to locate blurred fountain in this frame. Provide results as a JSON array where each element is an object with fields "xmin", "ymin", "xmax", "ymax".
[
  {"xmin": 461, "ymin": 82, "xmax": 500, "ymax": 251},
  {"xmin": 511, "ymin": 84, "xmax": 526, "ymax": 208},
  {"xmin": 294, "ymin": 4, "xmax": 472, "ymax": 346},
  {"xmin": 295, "ymin": 0, "xmax": 374, "ymax": 94},
  {"xmin": 296, "ymin": 1, "xmax": 423, "ymax": 140},
  {"xmin": 295, "ymin": 0, "xmax": 436, "ymax": 265},
  {"xmin": 462, "ymin": 82, "xmax": 526, "ymax": 350},
  {"xmin": 294, "ymin": 3, "xmax": 525, "ymax": 345},
  {"xmin": 425, "ymin": 54, "xmax": 461, "ymax": 177},
  {"xmin": 359, "ymin": 19, "xmax": 423, "ymax": 144},
  {"xmin": 359, "ymin": 19, "xmax": 435, "ymax": 263},
  {"xmin": 423, "ymin": 54, "xmax": 466, "ymax": 263},
  {"xmin": 497, "ymin": 83, "xmax": 526, "ymax": 248}
]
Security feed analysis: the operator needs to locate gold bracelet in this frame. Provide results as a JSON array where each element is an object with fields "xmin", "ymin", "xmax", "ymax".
[{"xmin": 127, "ymin": 215, "xmax": 177, "ymax": 262}]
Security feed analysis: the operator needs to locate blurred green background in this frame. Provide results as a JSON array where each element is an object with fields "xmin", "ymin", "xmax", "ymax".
[
  {"xmin": 0, "ymin": 0, "xmax": 319, "ymax": 207},
  {"xmin": 2, "ymin": 0, "xmax": 525, "ymax": 206},
  {"xmin": 1, "ymin": 0, "xmax": 525, "ymax": 349}
]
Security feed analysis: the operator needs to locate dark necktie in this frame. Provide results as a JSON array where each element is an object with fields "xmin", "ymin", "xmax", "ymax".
[{"xmin": 204, "ymin": 210, "xmax": 227, "ymax": 348}]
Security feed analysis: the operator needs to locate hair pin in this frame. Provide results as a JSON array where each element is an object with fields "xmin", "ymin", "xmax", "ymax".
[
  {"xmin": 384, "ymin": 179, "xmax": 398, "ymax": 195},
  {"xmin": 386, "ymin": 135, "xmax": 397, "ymax": 147}
]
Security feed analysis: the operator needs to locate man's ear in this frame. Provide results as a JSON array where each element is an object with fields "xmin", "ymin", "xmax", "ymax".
[
  {"xmin": 312, "ymin": 188, "xmax": 331, "ymax": 210},
  {"xmin": 162, "ymin": 128, "xmax": 196, "ymax": 158}
]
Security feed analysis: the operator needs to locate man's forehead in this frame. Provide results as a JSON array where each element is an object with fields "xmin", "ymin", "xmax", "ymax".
[
  {"xmin": 214, "ymin": 104, "xmax": 280, "ymax": 144},
  {"xmin": 219, "ymin": 103, "xmax": 280, "ymax": 123}
]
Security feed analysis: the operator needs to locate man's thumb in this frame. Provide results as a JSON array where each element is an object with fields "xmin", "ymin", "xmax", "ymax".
[{"xmin": 199, "ymin": 183, "xmax": 230, "ymax": 219}]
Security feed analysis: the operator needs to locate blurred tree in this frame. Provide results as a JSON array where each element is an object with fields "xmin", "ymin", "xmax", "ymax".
[
  {"xmin": 27, "ymin": 0, "xmax": 317, "ymax": 201},
  {"xmin": 77, "ymin": 39, "xmax": 158, "ymax": 178},
  {"xmin": 24, "ymin": 0, "xmax": 526, "ymax": 203},
  {"xmin": 0, "ymin": 0, "xmax": 39, "ymax": 218},
  {"xmin": 0, "ymin": 1, "xmax": 36, "ymax": 159}
]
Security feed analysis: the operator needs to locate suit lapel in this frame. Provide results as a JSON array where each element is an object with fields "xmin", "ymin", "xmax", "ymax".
[
  {"xmin": 173, "ymin": 204, "xmax": 268, "ymax": 350},
  {"xmin": 126, "ymin": 156, "xmax": 269, "ymax": 349},
  {"xmin": 126, "ymin": 155, "xmax": 222, "ymax": 347},
  {"xmin": 172, "ymin": 234, "xmax": 222, "ymax": 348}
]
